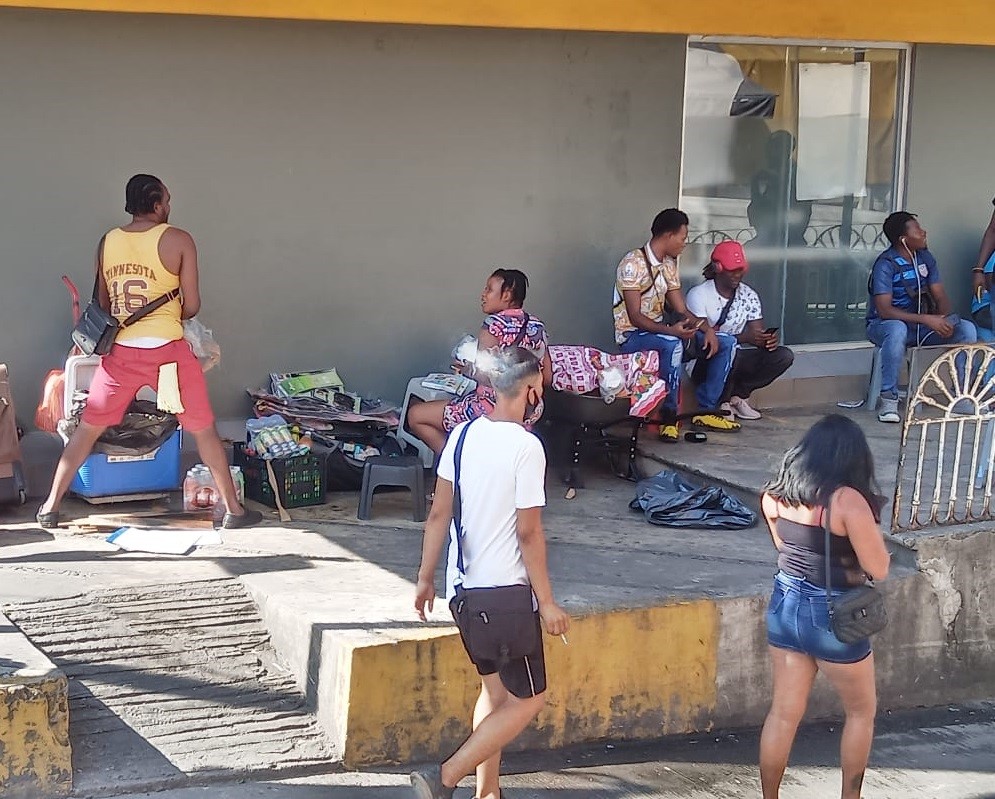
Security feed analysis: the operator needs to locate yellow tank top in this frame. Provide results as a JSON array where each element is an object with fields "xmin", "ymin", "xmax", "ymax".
[{"xmin": 101, "ymin": 223, "xmax": 183, "ymax": 343}]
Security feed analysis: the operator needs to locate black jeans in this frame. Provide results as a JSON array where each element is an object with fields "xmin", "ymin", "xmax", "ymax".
[{"xmin": 694, "ymin": 345, "xmax": 794, "ymax": 402}]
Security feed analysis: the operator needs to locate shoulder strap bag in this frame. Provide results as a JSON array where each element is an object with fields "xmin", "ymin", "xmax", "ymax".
[
  {"xmin": 450, "ymin": 420, "xmax": 537, "ymax": 666},
  {"xmin": 72, "ymin": 266, "xmax": 180, "ymax": 356},
  {"xmin": 714, "ymin": 284, "xmax": 738, "ymax": 332},
  {"xmin": 823, "ymin": 505, "xmax": 888, "ymax": 644},
  {"xmin": 510, "ymin": 312, "xmax": 531, "ymax": 348}
]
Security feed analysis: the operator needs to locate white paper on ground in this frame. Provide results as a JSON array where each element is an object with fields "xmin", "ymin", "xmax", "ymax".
[{"xmin": 105, "ymin": 527, "xmax": 223, "ymax": 555}]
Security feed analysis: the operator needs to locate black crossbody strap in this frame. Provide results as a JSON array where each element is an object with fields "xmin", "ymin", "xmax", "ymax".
[
  {"xmin": 823, "ymin": 504, "xmax": 835, "ymax": 615},
  {"xmin": 452, "ymin": 419, "xmax": 476, "ymax": 578},
  {"xmin": 119, "ymin": 287, "xmax": 181, "ymax": 329},
  {"xmin": 511, "ymin": 313, "xmax": 531, "ymax": 347},
  {"xmin": 714, "ymin": 284, "xmax": 738, "ymax": 331},
  {"xmin": 89, "ymin": 270, "xmax": 101, "ymax": 303},
  {"xmin": 88, "ymin": 234, "xmax": 106, "ymax": 303}
]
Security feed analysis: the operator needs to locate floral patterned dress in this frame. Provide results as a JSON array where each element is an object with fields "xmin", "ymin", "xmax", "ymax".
[{"xmin": 442, "ymin": 309, "xmax": 548, "ymax": 432}]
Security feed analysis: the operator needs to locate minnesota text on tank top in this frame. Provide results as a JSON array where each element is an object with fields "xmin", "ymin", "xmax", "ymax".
[
  {"xmin": 101, "ymin": 223, "xmax": 182, "ymax": 346},
  {"xmin": 776, "ymin": 517, "xmax": 866, "ymax": 588}
]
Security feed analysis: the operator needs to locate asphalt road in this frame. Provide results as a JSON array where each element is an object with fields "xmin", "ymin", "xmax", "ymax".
[{"xmin": 109, "ymin": 702, "xmax": 995, "ymax": 799}]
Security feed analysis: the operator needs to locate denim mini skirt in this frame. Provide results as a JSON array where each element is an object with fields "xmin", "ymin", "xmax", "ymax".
[{"xmin": 766, "ymin": 571, "xmax": 871, "ymax": 664}]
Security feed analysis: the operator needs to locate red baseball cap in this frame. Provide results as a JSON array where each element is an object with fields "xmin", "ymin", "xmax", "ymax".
[{"xmin": 711, "ymin": 240, "xmax": 749, "ymax": 273}]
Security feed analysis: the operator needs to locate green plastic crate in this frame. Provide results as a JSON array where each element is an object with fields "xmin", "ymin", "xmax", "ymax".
[{"xmin": 234, "ymin": 443, "xmax": 326, "ymax": 509}]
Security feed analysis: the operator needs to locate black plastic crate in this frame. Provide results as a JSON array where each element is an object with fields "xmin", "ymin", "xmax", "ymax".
[{"xmin": 233, "ymin": 443, "xmax": 326, "ymax": 509}]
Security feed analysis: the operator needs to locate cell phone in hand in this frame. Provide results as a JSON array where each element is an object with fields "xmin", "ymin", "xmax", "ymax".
[{"xmin": 764, "ymin": 327, "xmax": 779, "ymax": 335}]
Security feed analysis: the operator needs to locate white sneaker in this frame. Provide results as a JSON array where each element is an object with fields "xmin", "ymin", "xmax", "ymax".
[
  {"xmin": 720, "ymin": 401, "xmax": 733, "ymax": 417},
  {"xmin": 878, "ymin": 397, "xmax": 901, "ymax": 423},
  {"xmin": 729, "ymin": 396, "xmax": 762, "ymax": 420}
]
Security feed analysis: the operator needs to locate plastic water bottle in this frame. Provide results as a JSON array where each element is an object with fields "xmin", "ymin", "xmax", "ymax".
[
  {"xmin": 183, "ymin": 464, "xmax": 219, "ymax": 511},
  {"xmin": 230, "ymin": 465, "xmax": 245, "ymax": 505},
  {"xmin": 183, "ymin": 468, "xmax": 200, "ymax": 511}
]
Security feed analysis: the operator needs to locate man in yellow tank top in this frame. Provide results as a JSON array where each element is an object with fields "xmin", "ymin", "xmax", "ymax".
[{"xmin": 37, "ymin": 174, "xmax": 261, "ymax": 529}]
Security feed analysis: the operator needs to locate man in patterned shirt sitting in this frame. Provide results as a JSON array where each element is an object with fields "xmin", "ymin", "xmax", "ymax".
[
  {"xmin": 613, "ymin": 208, "xmax": 740, "ymax": 442},
  {"xmin": 686, "ymin": 241, "xmax": 794, "ymax": 421}
]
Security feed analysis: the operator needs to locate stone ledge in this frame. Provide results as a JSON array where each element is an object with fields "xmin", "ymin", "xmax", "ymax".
[{"xmin": 0, "ymin": 612, "xmax": 71, "ymax": 799}]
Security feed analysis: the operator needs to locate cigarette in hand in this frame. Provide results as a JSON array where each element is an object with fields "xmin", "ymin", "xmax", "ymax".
[{"xmin": 560, "ymin": 634, "xmax": 569, "ymax": 645}]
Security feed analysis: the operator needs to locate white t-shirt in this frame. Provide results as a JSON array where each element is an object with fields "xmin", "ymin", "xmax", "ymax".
[
  {"xmin": 436, "ymin": 417, "xmax": 546, "ymax": 601},
  {"xmin": 685, "ymin": 279, "xmax": 763, "ymax": 336}
]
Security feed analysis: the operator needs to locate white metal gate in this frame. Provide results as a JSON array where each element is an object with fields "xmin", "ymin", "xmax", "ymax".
[{"xmin": 893, "ymin": 345, "xmax": 995, "ymax": 531}]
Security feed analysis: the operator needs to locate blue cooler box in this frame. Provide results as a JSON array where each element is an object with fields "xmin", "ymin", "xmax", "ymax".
[{"xmin": 70, "ymin": 430, "xmax": 183, "ymax": 498}]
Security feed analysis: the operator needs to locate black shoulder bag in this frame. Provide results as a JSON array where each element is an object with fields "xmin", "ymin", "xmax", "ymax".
[
  {"xmin": 450, "ymin": 420, "xmax": 538, "ymax": 666},
  {"xmin": 72, "ymin": 269, "xmax": 180, "ymax": 356},
  {"xmin": 824, "ymin": 507, "xmax": 888, "ymax": 644}
]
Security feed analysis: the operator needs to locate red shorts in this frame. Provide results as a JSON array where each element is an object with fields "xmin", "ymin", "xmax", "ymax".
[{"xmin": 81, "ymin": 340, "xmax": 215, "ymax": 432}]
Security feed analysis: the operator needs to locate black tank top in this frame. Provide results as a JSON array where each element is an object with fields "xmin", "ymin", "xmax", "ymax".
[{"xmin": 776, "ymin": 517, "xmax": 865, "ymax": 588}]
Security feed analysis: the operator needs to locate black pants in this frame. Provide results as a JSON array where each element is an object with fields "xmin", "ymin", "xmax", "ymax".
[{"xmin": 693, "ymin": 345, "xmax": 794, "ymax": 402}]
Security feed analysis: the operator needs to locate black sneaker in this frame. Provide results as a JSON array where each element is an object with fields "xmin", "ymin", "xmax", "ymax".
[
  {"xmin": 410, "ymin": 765, "xmax": 454, "ymax": 799},
  {"xmin": 221, "ymin": 508, "xmax": 264, "ymax": 529}
]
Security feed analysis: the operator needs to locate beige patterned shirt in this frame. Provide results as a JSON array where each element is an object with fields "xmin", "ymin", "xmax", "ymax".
[{"xmin": 613, "ymin": 243, "xmax": 681, "ymax": 344}]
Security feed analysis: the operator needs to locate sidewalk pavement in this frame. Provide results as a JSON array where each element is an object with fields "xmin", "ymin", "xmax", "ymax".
[{"xmin": 108, "ymin": 702, "xmax": 995, "ymax": 799}]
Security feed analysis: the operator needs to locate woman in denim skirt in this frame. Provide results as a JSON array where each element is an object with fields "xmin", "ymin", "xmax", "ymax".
[{"xmin": 759, "ymin": 415, "xmax": 891, "ymax": 799}]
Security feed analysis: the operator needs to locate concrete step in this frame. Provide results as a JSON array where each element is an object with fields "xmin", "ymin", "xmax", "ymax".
[
  {"xmin": 0, "ymin": 611, "xmax": 71, "ymax": 798},
  {"xmin": 4, "ymin": 579, "xmax": 336, "ymax": 796}
]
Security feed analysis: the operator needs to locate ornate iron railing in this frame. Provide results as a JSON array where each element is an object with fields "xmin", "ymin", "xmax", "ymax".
[
  {"xmin": 689, "ymin": 223, "xmax": 887, "ymax": 250},
  {"xmin": 893, "ymin": 345, "xmax": 995, "ymax": 532}
]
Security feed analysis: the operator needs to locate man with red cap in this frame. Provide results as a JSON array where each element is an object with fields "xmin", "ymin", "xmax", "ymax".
[{"xmin": 686, "ymin": 241, "xmax": 794, "ymax": 420}]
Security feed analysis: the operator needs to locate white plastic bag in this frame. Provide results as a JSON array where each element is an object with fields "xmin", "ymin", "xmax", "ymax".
[{"xmin": 183, "ymin": 317, "xmax": 221, "ymax": 373}]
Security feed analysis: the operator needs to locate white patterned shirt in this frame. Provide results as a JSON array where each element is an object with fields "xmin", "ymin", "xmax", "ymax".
[{"xmin": 685, "ymin": 279, "xmax": 763, "ymax": 336}]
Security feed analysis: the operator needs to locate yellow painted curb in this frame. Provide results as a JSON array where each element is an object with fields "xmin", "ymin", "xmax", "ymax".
[
  {"xmin": 0, "ymin": 672, "xmax": 72, "ymax": 798},
  {"xmin": 341, "ymin": 600, "xmax": 718, "ymax": 767}
]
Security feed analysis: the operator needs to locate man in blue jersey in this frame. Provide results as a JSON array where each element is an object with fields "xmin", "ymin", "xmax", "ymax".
[{"xmin": 866, "ymin": 211, "xmax": 977, "ymax": 423}]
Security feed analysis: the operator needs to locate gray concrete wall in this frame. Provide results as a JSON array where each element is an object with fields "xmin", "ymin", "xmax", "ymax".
[
  {"xmin": 906, "ymin": 45, "xmax": 995, "ymax": 315},
  {"xmin": 0, "ymin": 8, "xmax": 686, "ymax": 422}
]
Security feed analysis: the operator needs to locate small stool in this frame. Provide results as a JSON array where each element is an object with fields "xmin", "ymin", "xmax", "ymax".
[
  {"xmin": 357, "ymin": 455, "xmax": 426, "ymax": 522},
  {"xmin": 864, "ymin": 346, "xmax": 912, "ymax": 411}
]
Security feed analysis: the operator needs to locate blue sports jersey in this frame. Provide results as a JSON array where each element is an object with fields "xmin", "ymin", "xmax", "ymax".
[{"xmin": 866, "ymin": 246, "xmax": 940, "ymax": 322}]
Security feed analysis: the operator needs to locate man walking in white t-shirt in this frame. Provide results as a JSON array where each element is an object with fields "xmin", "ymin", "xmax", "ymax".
[
  {"xmin": 686, "ymin": 241, "xmax": 794, "ymax": 420},
  {"xmin": 413, "ymin": 347, "xmax": 571, "ymax": 799}
]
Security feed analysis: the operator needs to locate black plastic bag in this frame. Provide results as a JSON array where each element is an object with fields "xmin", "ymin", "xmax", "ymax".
[
  {"xmin": 629, "ymin": 470, "xmax": 756, "ymax": 530},
  {"xmin": 94, "ymin": 400, "xmax": 179, "ymax": 457}
]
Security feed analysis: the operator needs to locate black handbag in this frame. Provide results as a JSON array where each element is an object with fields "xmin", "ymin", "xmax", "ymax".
[
  {"xmin": 824, "ymin": 508, "xmax": 888, "ymax": 644},
  {"xmin": 450, "ymin": 420, "xmax": 537, "ymax": 665},
  {"xmin": 72, "ymin": 269, "xmax": 180, "ymax": 356}
]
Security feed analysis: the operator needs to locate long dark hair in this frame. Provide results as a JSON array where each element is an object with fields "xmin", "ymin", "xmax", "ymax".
[{"xmin": 764, "ymin": 414, "xmax": 884, "ymax": 519}]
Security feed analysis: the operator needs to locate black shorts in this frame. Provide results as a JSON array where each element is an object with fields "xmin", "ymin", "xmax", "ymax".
[{"xmin": 450, "ymin": 598, "xmax": 546, "ymax": 699}]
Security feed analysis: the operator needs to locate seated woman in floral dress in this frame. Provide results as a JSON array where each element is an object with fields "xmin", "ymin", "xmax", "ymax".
[{"xmin": 406, "ymin": 268, "xmax": 551, "ymax": 456}]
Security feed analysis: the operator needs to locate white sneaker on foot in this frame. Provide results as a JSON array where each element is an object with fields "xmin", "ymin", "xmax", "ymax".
[
  {"xmin": 878, "ymin": 397, "xmax": 901, "ymax": 423},
  {"xmin": 729, "ymin": 396, "xmax": 762, "ymax": 420}
]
